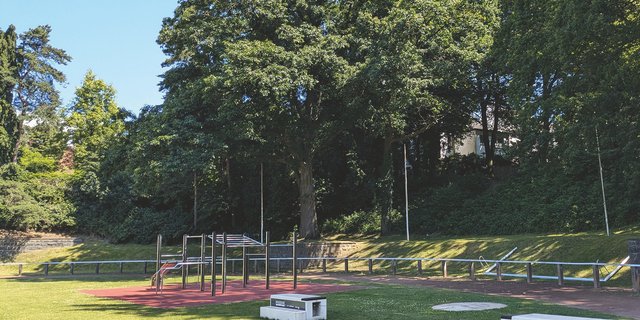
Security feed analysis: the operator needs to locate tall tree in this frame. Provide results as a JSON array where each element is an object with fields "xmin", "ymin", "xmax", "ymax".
[
  {"xmin": 472, "ymin": 57, "xmax": 510, "ymax": 174},
  {"xmin": 159, "ymin": 0, "xmax": 353, "ymax": 238},
  {"xmin": 344, "ymin": 0, "xmax": 499, "ymax": 233},
  {"xmin": 496, "ymin": 0, "xmax": 566, "ymax": 164},
  {"xmin": 497, "ymin": 0, "xmax": 640, "ymax": 226},
  {"xmin": 0, "ymin": 25, "xmax": 18, "ymax": 164},
  {"xmin": 66, "ymin": 71, "xmax": 127, "ymax": 171},
  {"xmin": 10, "ymin": 25, "xmax": 70, "ymax": 163}
]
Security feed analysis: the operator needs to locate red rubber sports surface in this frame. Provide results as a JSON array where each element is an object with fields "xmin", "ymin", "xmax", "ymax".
[{"xmin": 81, "ymin": 280, "xmax": 361, "ymax": 308}]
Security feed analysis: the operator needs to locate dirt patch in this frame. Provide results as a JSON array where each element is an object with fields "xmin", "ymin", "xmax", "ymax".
[{"xmin": 302, "ymin": 274, "xmax": 640, "ymax": 319}]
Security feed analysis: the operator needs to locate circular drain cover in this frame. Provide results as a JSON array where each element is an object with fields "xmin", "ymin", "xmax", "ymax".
[{"xmin": 432, "ymin": 302, "xmax": 507, "ymax": 311}]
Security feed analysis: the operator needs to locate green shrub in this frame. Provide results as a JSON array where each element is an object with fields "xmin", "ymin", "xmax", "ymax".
[
  {"xmin": 323, "ymin": 210, "xmax": 383, "ymax": 235},
  {"xmin": 0, "ymin": 163, "xmax": 75, "ymax": 231},
  {"xmin": 111, "ymin": 207, "xmax": 189, "ymax": 243}
]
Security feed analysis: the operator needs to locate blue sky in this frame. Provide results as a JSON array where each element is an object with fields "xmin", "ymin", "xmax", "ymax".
[{"xmin": 0, "ymin": 0, "xmax": 178, "ymax": 114}]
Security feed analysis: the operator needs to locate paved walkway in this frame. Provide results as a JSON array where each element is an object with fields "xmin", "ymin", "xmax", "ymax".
[{"xmin": 301, "ymin": 274, "xmax": 640, "ymax": 319}]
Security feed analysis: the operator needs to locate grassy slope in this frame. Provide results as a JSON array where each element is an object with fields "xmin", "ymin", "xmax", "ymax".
[
  {"xmin": 328, "ymin": 226, "xmax": 640, "ymax": 286},
  {"xmin": 2, "ymin": 227, "xmax": 639, "ymax": 285},
  {"xmin": 0, "ymin": 276, "xmax": 622, "ymax": 320}
]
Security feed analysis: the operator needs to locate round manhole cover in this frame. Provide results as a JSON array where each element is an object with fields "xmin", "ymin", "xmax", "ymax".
[{"xmin": 432, "ymin": 302, "xmax": 507, "ymax": 311}]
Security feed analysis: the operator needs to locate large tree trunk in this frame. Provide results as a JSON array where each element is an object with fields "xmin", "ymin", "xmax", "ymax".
[
  {"xmin": 375, "ymin": 137, "xmax": 394, "ymax": 235},
  {"xmin": 480, "ymin": 96, "xmax": 494, "ymax": 174},
  {"xmin": 298, "ymin": 159, "xmax": 319, "ymax": 238},
  {"xmin": 478, "ymin": 74, "xmax": 496, "ymax": 175}
]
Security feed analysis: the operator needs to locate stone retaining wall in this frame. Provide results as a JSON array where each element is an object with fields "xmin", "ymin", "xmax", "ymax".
[
  {"xmin": 268, "ymin": 241, "xmax": 358, "ymax": 268},
  {"xmin": 0, "ymin": 236, "xmax": 83, "ymax": 261}
]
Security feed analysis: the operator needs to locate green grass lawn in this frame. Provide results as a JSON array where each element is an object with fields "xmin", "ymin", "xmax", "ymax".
[{"xmin": 0, "ymin": 275, "xmax": 625, "ymax": 320}]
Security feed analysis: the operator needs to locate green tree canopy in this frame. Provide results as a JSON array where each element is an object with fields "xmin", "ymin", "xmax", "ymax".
[
  {"xmin": 159, "ymin": 0, "xmax": 357, "ymax": 238},
  {"xmin": 11, "ymin": 25, "xmax": 71, "ymax": 163},
  {"xmin": 67, "ymin": 71, "xmax": 127, "ymax": 171},
  {"xmin": 0, "ymin": 25, "xmax": 18, "ymax": 164},
  {"xmin": 343, "ymin": 0, "xmax": 500, "ymax": 232}
]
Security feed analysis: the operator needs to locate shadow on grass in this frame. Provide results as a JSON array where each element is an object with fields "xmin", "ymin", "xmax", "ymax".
[
  {"xmin": 4, "ymin": 274, "xmax": 147, "ymax": 283},
  {"xmin": 70, "ymin": 300, "xmax": 265, "ymax": 319}
]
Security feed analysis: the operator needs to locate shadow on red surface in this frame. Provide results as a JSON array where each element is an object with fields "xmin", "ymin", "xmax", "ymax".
[{"xmin": 81, "ymin": 280, "xmax": 362, "ymax": 308}]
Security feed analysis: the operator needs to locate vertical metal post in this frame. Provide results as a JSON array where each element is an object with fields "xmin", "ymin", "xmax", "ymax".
[
  {"xmin": 265, "ymin": 231, "xmax": 270, "ymax": 290},
  {"xmin": 496, "ymin": 262, "xmax": 502, "ymax": 281},
  {"xmin": 392, "ymin": 259, "xmax": 397, "ymax": 275},
  {"xmin": 193, "ymin": 172, "xmax": 198, "ymax": 229},
  {"xmin": 368, "ymin": 259, "xmax": 373, "ymax": 274},
  {"xmin": 344, "ymin": 258, "xmax": 349, "ymax": 273},
  {"xmin": 403, "ymin": 143, "xmax": 410, "ymax": 241},
  {"xmin": 260, "ymin": 162, "xmax": 264, "ymax": 243},
  {"xmin": 186, "ymin": 261, "xmax": 190, "ymax": 282},
  {"xmin": 277, "ymin": 259, "xmax": 280, "ymax": 273},
  {"xmin": 441, "ymin": 261, "xmax": 448, "ymax": 278},
  {"xmin": 18, "ymin": 263, "xmax": 23, "ymax": 276},
  {"xmin": 156, "ymin": 234, "xmax": 162, "ymax": 279},
  {"xmin": 155, "ymin": 234, "xmax": 162, "ymax": 291},
  {"xmin": 95, "ymin": 263, "xmax": 100, "ymax": 274},
  {"xmin": 526, "ymin": 263, "xmax": 533, "ymax": 283},
  {"xmin": 593, "ymin": 264, "xmax": 601, "ymax": 288},
  {"xmin": 293, "ymin": 232, "xmax": 298, "ymax": 290},
  {"xmin": 211, "ymin": 232, "xmax": 216, "ymax": 296},
  {"xmin": 222, "ymin": 233, "xmax": 227, "ymax": 294},
  {"xmin": 44, "ymin": 263, "xmax": 49, "ymax": 276},
  {"xmin": 119, "ymin": 262, "xmax": 124, "ymax": 273},
  {"xmin": 595, "ymin": 127, "xmax": 610, "ymax": 236},
  {"xmin": 557, "ymin": 264, "xmax": 564, "ymax": 286},
  {"xmin": 632, "ymin": 267, "xmax": 640, "ymax": 293},
  {"xmin": 143, "ymin": 261, "xmax": 147, "ymax": 274},
  {"xmin": 469, "ymin": 262, "xmax": 476, "ymax": 281},
  {"xmin": 70, "ymin": 263, "xmax": 74, "ymax": 275},
  {"xmin": 242, "ymin": 246, "xmax": 248, "ymax": 288},
  {"xmin": 417, "ymin": 260, "xmax": 423, "ymax": 275},
  {"xmin": 200, "ymin": 234, "xmax": 206, "ymax": 291},
  {"xmin": 182, "ymin": 234, "xmax": 187, "ymax": 289},
  {"xmin": 322, "ymin": 258, "xmax": 327, "ymax": 273}
]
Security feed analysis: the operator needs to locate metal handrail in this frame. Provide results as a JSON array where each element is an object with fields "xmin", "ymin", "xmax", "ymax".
[
  {"xmin": 2, "ymin": 257, "xmax": 640, "ymax": 270},
  {"xmin": 0, "ymin": 259, "xmax": 154, "ymax": 266},
  {"xmin": 2, "ymin": 255, "xmax": 639, "ymax": 290}
]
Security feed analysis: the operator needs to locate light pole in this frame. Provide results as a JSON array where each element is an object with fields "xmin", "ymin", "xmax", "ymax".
[
  {"xmin": 595, "ymin": 127, "xmax": 610, "ymax": 236},
  {"xmin": 403, "ymin": 143, "xmax": 412, "ymax": 241},
  {"xmin": 260, "ymin": 162, "xmax": 265, "ymax": 243}
]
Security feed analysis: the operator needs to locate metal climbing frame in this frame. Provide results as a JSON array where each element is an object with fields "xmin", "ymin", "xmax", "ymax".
[
  {"xmin": 208, "ymin": 233, "xmax": 264, "ymax": 247},
  {"xmin": 154, "ymin": 231, "xmax": 292, "ymax": 297}
]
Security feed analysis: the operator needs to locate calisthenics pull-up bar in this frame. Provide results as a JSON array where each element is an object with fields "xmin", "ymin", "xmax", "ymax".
[{"xmin": 154, "ymin": 230, "xmax": 297, "ymax": 297}]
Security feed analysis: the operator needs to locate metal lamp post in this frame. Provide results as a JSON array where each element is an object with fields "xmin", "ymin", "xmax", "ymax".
[
  {"xmin": 404, "ymin": 144, "xmax": 412, "ymax": 241},
  {"xmin": 261, "ymin": 162, "xmax": 265, "ymax": 243}
]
